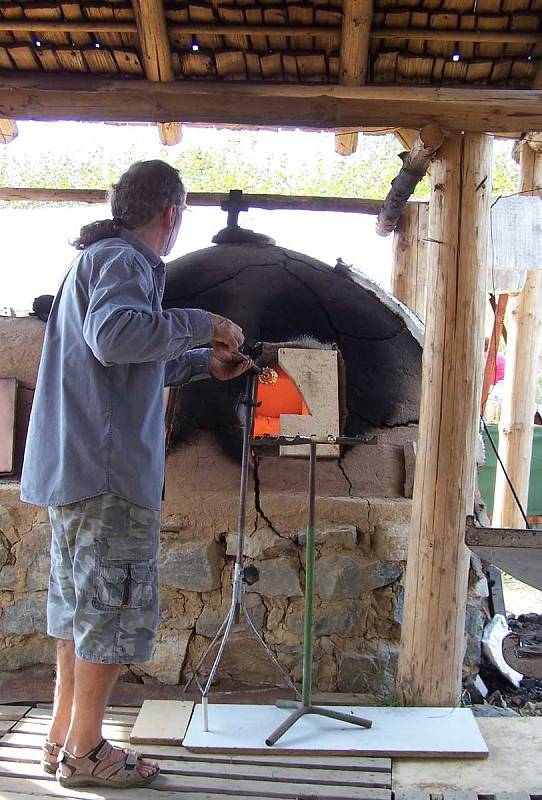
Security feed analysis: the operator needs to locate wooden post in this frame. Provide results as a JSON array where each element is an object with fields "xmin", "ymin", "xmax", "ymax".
[
  {"xmin": 492, "ymin": 143, "xmax": 542, "ymax": 529},
  {"xmin": 335, "ymin": 0, "xmax": 373, "ymax": 156},
  {"xmin": 391, "ymin": 202, "xmax": 429, "ymax": 321},
  {"xmin": 0, "ymin": 118, "xmax": 17, "ymax": 144},
  {"xmin": 396, "ymin": 133, "xmax": 492, "ymax": 706},
  {"xmin": 131, "ymin": 0, "xmax": 182, "ymax": 146}
]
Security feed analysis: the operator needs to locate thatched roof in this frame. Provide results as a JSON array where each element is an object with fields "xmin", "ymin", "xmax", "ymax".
[
  {"xmin": 0, "ymin": 1, "xmax": 541, "ymax": 138},
  {"xmin": 0, "ymin": 0, "xmax": 539, "ymax": 87}
]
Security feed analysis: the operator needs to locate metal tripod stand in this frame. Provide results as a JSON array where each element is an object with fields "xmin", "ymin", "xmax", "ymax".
[
  {"xmin": 184, "ymin": 369, "xmax": 299, "ymax": 731},
  {"xmin": 254, "ymin": 436, "xmax": 375, "ymax": 746}
]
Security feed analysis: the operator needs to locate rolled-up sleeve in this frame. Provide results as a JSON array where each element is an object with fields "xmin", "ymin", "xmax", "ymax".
[
  {"xmin": 165, "ymin": 348, "xmax": 212, "ymax": 386},
  {"xmin": 82, "ymin": 251, "xmax": 213, "ymax": 366}
]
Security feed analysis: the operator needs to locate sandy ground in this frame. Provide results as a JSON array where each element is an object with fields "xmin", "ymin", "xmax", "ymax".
[{"xmin": 503, "ymin": 575, "xmax": 542, "ymax": 616}]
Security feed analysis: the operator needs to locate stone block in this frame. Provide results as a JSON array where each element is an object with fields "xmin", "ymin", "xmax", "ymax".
[
  {"xmin": 337, "ymin": 642, "xmax": 399, "ymax": 700},
  {"xmin": 159, "ymin": 539, "xmax": 223, "ymax": 592},
  {"xmin": 246, "ymin": 557, "xmax": 302, "ymax": 597},
  {"xmin": 196, "ymin": 594, "xmax": 265, "ymax": 637},
  {"xmin": 366, "ymin": 497, "xmax": 412, "ymax": 529},
  {"xmin": 298, "ymin": 525, "xmax": 358, "ymax": 549},
  {"xmin": 137, "ymin": 628, "xmax": 191, "ymax": 685},
  {"xmin": 0, "ymin": 522, "xmax": 51, "ymax": 593},
  {"xmin": 0, "ymin": 592, "xmax": 47, "ymax": 636},
  {"xmin": 314, "ymin": 600, "xmax": 368, "ymax": 637},
  {"xmin": 464, "ymin": 601, "xmax": 485, "ymax": 671},
  {"xmin": 226, "ymin": 527, "xmax": 295, "ymax": 559},
  {"xmin": 256, "ymin": 492, "xmax": 370, "ymax": 536},
  {"xmin": 372, "ymin": 524, "xmax": 409, "ymax": 562},
  {"xmin": 0, "ymin": 486, "xmax": 48, "ymax": 540},
  {"xmin": 316, "ymin": 555, "xmax": 402, "ymax": 600},
  {"xmin": 0, "ymin": 634, "xmax": 56, "ymax": 671},
  {"xmin": 215, "ymin": 632, "xmax": 282, "ymax": 685}
]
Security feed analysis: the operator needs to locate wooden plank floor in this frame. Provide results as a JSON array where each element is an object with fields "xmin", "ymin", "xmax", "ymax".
[
  {"xmin": 0, "ymin": 704, "xmax": 538, "ymax": 800},
  {"xmin": 0, "ymin": 703, "xmax": 392, "ymax": 800}
]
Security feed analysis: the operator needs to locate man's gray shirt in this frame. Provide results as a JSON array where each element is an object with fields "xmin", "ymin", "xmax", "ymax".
[{"xmin": 21, "ymin": 229, "xmax": 213, "ymax": 511}]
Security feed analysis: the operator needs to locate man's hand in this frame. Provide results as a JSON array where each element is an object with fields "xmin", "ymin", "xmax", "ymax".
[
  {"xmin": 208, "ymin": 312, "xmax": 244, "ymax": 354},
  {"xmin": 210, "ymin": 345, "xmax": 254, "ymax": 381}
]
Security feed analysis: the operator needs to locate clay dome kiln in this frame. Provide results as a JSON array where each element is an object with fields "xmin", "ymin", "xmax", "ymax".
[{"xmin": 164, "ymin": 224, "xmax": 424, "ymax": 468}]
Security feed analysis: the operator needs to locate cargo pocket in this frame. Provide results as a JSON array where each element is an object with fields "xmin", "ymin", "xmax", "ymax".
[{"xmin": 95, "ymin": 564, "xmax": 153, "ymax": 610}]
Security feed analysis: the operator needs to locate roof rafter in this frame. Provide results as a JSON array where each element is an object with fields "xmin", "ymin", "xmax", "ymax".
[
  {"xmin": 336, "ymin": 0, "xmax": 373, "ymax": 157},
  {"xmin": 131, "ymin": 0, "xmax": 181, "ymax": 146}
]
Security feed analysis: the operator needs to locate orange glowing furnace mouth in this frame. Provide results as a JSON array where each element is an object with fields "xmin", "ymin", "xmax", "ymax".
[{"xmin": 253, "ymin": 366, "xmax": 309, "ymax": 436}]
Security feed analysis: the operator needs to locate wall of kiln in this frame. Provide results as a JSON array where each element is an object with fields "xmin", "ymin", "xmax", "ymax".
[{"xmin": 0, "ymin": 317, "xmax": 486, "ymax": 698}]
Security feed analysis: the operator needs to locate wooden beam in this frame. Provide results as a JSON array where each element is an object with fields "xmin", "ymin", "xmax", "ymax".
[
  {"xmin": 1, "ymin": 77, "xmax": 541, "ymax": 133},
  {"xmin": 493, "ymin": 143, "xmax": 542, "ymax": 529},
  {"xmin": 376, "ymin": 124, "xmax": 444, "ymax": 236},
  {"xmin": 371, "ymin": 28, "xmax": 542, "ymax": 44},
  {"xmin": 0, "ymin": 187, "xmax": 394, "ymax": 215},
  {"xmin": 391, "ymin": 201, "xmax": 429, "ymax": 321},
  {"xmin": 0, "ymin": 118, "xmax": 17, "ymax": 144},
  {"xmin": 0, "ymin": 20, "xmax": 540, "ymax": 45},
  {"xmin": 336, "ymin": 0, "xmax": 373, "ymax": 156},
  {"xmin": 131, "ymin": 0, "xmax": 181, "ymax": 146},
  {"xmin": 397, "ymin": 132, "xmax": 493, "ymax": 706}
]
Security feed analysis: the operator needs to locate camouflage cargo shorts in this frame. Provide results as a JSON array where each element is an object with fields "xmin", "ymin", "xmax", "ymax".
[{"xmin": 47, "ymin": 493, "xmax": 160, "ymax": 664}]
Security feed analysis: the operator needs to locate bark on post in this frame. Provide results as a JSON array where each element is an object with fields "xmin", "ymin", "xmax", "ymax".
[
  {"xmin": 493, "ymin": 143, "xmax": 542, "ymax": 529},
  {"xmin": 397, "ymin": 133, "xmax": 492, "ymax": 706},
  {"xmin": 376, "ymin": 124, "xmax": 444, "ymax": 236},
  {"xmin": 391, "ymin": 202, "xmax": 429, "ymax": 321}
]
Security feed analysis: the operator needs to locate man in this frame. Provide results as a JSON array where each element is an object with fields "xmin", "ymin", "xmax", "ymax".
[{"xmin": 21, "ymin": 160, "xmax": 252, "ymax": 788}]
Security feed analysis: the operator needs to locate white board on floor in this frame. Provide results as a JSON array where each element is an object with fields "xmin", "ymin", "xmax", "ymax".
[
  {"xmin": 130, "ymin": 700, "xmax": 194, "ymax": 745},
  {"xmin": 184, "ymin": 704, "xmax": 488, "ymax": 758}
]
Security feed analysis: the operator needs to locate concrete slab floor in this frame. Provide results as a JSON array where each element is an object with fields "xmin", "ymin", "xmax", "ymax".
[{"xmin": 393, "ymin": 718, "xmax": 542, "ymax": 794}]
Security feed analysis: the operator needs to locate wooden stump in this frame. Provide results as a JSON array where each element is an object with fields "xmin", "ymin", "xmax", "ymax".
[{"xmin": 396, "ymin": 133, "xmax": 492, "ymax": 706}]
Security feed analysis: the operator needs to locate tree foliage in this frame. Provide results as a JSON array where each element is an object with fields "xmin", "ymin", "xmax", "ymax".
[{"xmin": 0, "ymin": 129, "xmax": 520, "ymax": 209}]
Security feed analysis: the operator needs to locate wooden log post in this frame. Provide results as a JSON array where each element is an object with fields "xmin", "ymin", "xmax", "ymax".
[
  {"xmin": 396, "ymin": 133, "xmax": 493, "ymax": 706},
  {"xmin": 391, "ymin": 201, "xmax": 429, "ymax": 321},
  {"xmin": 131, "ymin": 0, "xmax": 182, "ymax": 146},
  {"xmin": 335, "ymin": 0, "xmax": 373, "ymax": 156},
  {"xmin": 492, "ymin": 142, "xmax": 542, "ymax": 529}
]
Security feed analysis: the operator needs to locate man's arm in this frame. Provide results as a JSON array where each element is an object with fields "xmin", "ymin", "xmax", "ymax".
[
  {"xmin": 165, "ymin": 348, "xmax": 212, "ymax": 386},
  {"xmin": 82, "ymin": 251, "xmax": 213, "ymax": 366}
]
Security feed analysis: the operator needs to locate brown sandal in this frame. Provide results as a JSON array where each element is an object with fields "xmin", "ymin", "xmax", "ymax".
[
  {"xmin": 42, "ymin": 740, "xmax": 62, "ymax": 775},
  {"xmin": 56, "ymin": 739, "xmax": 160, "ymax": 788}
]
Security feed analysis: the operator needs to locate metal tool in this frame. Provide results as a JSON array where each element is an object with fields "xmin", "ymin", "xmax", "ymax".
[
  {"xmin": 251, "ymin": 435, "xmax": 376, "ymax": 747},
  {"xmin": 184, "ymin": 360, "xmax": 300, "ymax": 730}
]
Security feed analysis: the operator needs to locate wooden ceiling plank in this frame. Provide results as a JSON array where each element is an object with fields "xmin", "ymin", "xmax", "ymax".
[
  {"xmin": 131, "ymin": 0, "xmax": 181, "ymax": 145},
  {"xmin": 336, "ymin": 0, "xmax": 374, "ymax": 156},
  {"xmin": 2, "ymin": 75, "xmax": 542, "ymax": 133}
]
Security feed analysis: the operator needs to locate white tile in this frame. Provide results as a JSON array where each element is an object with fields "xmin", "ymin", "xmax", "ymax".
[{"xmin": 184, "ymin": 704, "xmax": 488, "ymax": 757}]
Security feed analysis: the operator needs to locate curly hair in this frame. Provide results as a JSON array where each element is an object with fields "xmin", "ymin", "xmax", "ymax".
[{"xmin": 73, "ymin": 160, "xmax": 186, "ymax": 249}]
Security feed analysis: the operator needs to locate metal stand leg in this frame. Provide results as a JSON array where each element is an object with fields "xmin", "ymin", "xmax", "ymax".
[
  {"xmin": 183, "ymin": 370, "xmax": 299, "ymax": 728},
  {"xmin": 266, "ymin": 441, "xmax": 372, "ymax": 746}
]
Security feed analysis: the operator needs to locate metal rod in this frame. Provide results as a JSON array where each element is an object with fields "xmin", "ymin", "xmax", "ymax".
[
  {"xmin": 302, "ymin": 440, "xmax": 317, "ymax": 709},
  {"xmin": 235, "ymin": 372, "xmax": 257, "ymax": 567}
]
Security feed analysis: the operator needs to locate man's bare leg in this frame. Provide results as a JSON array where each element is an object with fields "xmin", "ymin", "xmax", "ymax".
[
  {"xmin": 61, "ymin": 658, "xmax": 157, "ymax": 779},
  {"xmin": 48, "ymin": 639, "xmax": 75, "ymax": 747}
]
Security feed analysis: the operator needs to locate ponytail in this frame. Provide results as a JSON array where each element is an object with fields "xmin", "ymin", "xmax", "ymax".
[{"xmin": 72, "ymin": 218, "xmax": 122, "ymax": 250}]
